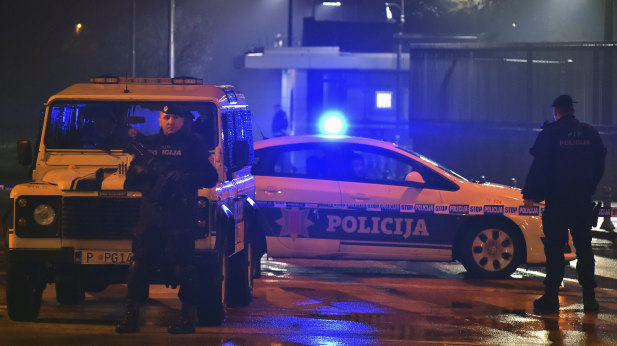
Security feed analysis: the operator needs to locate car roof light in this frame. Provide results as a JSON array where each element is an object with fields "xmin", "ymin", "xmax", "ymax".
[{"xmin": 318, "ymin": 111, "xmax": 348, "ymax": 135}]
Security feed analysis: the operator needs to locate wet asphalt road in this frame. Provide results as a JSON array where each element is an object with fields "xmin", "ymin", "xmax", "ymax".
[{"xmin": 1, "ymin": 238, "xmax": 617, "ymax": 345}]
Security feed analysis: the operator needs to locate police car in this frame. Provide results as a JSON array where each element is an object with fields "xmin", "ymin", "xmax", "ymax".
[{"xmin": 252, "ymin": 135, "xmax": 576, "ymax": 279}]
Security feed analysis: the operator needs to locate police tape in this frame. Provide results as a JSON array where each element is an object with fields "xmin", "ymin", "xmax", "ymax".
[{"xmin": 256, "ymin": 201, "xmax": 617, "ymax": 217}]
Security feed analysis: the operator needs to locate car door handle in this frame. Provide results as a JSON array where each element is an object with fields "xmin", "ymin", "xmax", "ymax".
[
  {"xmin": 264, "ymin": 186, "xmax": 282, "ymax": 195},
  {"xmin": 352, "ymin": 194, "xmax": 369, "ymax": 202}
]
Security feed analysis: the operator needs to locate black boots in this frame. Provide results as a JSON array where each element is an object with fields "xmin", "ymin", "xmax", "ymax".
[
  {"xmin": 168, "ymin": 304, "xmax": 196, "ymax": 334},
  {"xmin": 583, "ymin": 288, "xmax": 600, "ymax": 313},
  {"xmin": 534, "ymin": 287, "xmax": 600, "ymax": 314},
  {"xmin": 116, "ymin": 302, "xmax": 140, "ymax": 333},
  {"xmin": 533, "ymin": 287, "xmax": 559, "ymax": 315}
]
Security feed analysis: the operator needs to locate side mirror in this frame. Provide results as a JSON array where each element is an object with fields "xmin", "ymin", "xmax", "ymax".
[
  {"xmin": 405, "ymin": 171, "xmax": 425, "ymax": 184},
  {"xmin": 17, "ymin": 139, "xmax": 33, "ymax": 166},
  {"xmin": 232, "ymin": 140, "xmax": 250, "ymax": 168}
]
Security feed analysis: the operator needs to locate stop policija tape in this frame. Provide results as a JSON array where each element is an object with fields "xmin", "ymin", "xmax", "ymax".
[{"xmin": 256, "ymin": 201, "xmax": 617, "ymax": 218}]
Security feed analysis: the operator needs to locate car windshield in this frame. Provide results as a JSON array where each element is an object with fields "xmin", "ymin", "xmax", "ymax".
[
  {"xmin": 398, "ymin": 144, "xmax": 469, "ymax": 182},
  {"xmin": 44, "ymin": 101, "xmax": 218, "ymax": 150}
]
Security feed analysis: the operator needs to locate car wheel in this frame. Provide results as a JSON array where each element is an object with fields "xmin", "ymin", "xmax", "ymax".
[
  {"xmin": 459, "ymin": 221, "xmax": 522, "ymax": 279},
  {"xmin": 226, "ymin": 236, "xmax": 253, "ymax": 307},
  {"xmin": 55, "ymin": 276, "xmax": 86, "ymax": 305},
  {"xmin": 7, "ymin": 262, "xmax": 45, "ymax": 321},
  {"xmin": 196, "ymin": 232, "xmax": 228, "ymax": 326}
]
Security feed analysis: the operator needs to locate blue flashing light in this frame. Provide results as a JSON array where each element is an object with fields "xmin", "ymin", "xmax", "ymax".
[{"xmin": 318, "ymin": 111, "xmax": 348, "ymax": 135}]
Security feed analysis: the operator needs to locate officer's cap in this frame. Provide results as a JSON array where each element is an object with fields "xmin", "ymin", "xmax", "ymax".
[
  {"xmin": 552, "ymin": 95, "xmax": 577, "ymax": 108},
  {"xmin": 161, "ymin": 104, "xmax": 188, "ymax": 117}
]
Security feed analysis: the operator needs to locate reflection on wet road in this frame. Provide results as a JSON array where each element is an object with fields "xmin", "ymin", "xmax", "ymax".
[
  {"xmin": 0, "ymin": 239, "xmax": 616, "ymax": 345},
  {"xmin": 253, "ymin": 253, "xmax": 617, "ymax": 345}
]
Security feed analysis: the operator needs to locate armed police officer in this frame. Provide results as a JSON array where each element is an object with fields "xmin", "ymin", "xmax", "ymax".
[
  {"xmin": 522, "ymin": 95, "xmax": 606, "ymax": 315},
  {"xmin": 116, "ymin": 104, "xmax": 218, "ymax": 334}
]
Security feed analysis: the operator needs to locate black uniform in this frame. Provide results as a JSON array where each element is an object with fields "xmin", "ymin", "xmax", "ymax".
[
  {"xmin": 271, "ymin": 108, "xmax": 288, "ymax": 137},
  {"xmin": 124, "ymin": 126, "xmax": 218, "ymax": 310},
  {"xmin": 522, "ymin": 114, "xmax": 606, "ymax": 291}
]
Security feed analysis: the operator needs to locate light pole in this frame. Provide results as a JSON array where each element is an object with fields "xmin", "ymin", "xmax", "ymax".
[
  {"xmin": 169, "ymin": 0, "xmax": 175, "ymax": 78},
  {"xmin": 385, "ymin": 1, "xmax": 405, "ymax": 138},
  {"xmin": 131, "ymin": 0, "xmax": 136, "ymax": 77}
]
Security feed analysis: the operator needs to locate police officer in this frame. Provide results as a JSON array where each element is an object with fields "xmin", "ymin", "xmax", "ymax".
[
  {"xmin": 271, "ymin": 104, "xmax": 288, "ymax": 137},
  {"xmin": 522, "ymin": 95, "xmax": 606, "ymax": 314},
  {"xmin": 116, "ymin": 104, "xmax": 218, "ymax": 334}
]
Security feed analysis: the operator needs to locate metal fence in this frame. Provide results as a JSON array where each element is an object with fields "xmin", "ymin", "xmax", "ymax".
[
  {"xmin": 408, "ymin": 42, "xmax": 616, "ymax": 126},
  {"xmin": 404, "ymin": 42, "xmax": 617, "ymax": 197}
]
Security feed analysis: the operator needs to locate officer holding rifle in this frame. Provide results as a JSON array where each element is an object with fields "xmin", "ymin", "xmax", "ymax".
[{"xmin": 116, "ymin": 104, "xmax": 218, "ymax": 334}]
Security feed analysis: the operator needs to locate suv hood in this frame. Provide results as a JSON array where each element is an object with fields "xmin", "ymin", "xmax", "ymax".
[{"xmin": 42, "ymin": 166, "xmax": 127, "ymax": 191}]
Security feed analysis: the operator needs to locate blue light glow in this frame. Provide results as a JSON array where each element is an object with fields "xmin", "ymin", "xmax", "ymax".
[{"xmin": 318, "ymin": 111, "xmax": 348, "ymax": 135}]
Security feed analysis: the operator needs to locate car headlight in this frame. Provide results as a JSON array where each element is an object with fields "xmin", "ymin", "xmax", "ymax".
[{"xmin": 33, "ymin": 204, "xmax": 56, "ymax": 226}]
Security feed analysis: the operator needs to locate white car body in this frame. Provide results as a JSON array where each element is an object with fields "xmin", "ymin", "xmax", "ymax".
[{"xmin": 253, "ymin": 135, "xmax": 576, "ymax": 278}]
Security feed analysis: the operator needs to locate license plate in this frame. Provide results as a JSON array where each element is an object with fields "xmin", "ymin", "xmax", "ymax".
[{"xmin": 75, "ymin": 250, "xmax": 133, "ymax": 265}]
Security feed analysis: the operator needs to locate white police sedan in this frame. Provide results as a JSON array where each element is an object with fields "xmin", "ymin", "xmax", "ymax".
[{"xmin": 252, "ymin": 135, "xmax": 575, "ymax": 279}]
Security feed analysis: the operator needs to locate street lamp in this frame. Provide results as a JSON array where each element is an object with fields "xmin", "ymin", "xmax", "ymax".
[
  {"xmin": 385, "ymin": 1, "xmax": 405, "ymax": 138},
  {"xmin": 385, "ymin": 2, "xmax": 405, "ymax": 32}
]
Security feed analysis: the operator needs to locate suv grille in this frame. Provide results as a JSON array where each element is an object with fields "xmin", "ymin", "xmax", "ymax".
[{"xmin": 62, "ymin": 197, "xmax": 141, "ymax": 239}]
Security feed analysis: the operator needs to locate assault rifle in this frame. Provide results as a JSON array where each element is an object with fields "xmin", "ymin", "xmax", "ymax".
[{"xmin": 126, "ymin": 140, "xmax": 185, "ymax": 204}]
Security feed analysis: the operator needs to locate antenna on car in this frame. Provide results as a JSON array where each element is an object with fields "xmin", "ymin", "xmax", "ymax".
[
  {"xmin": 123, "ymin": 73, "xmax": 131, "ymax": 93},
  {"xmin": 253, "ymin": 117, "xmax": 268, "ymax": 140}
]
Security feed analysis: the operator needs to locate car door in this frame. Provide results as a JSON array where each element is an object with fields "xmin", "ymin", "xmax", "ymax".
[
  {"xmin": 337, "ymin": 143, "xmax": 455, "ymax": 260},
  {"xmin": 252, "ymin": 142, "xmax": 342, "ymax": 257}
]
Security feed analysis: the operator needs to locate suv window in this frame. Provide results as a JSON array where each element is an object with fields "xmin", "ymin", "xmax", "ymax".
[
  {"xmin": 45, "ymin": 101, "xmax": 218, "ymax": 150},
  {"xmin": 221, "ymin": 109, "xmax": 254, "ymax": 177}
]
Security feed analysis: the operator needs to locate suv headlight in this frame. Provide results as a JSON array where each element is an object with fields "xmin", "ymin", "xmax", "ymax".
[
  {"xmin": 14, "ymin": 195, "xmax": 61, "ymax": 238},
  {"xmin": 33, "ymin": 204, "xmax": 56, "ymax": 226}
]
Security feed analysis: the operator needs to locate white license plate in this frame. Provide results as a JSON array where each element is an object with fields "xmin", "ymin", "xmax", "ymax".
[{"xmin": 75, "ymin": 250, "xmax": 133, "ymax": 265}]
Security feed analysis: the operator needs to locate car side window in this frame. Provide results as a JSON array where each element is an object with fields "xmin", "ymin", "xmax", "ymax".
[
  {"xmin": 340, "ymin": 146, "xmax": 414, "ymax": 184},
  {"xmin": 252, "ymin": 143, "xmax": 341, "ymax": 180},
  {"xmin": 341, "ymin": 144, "xmax": 458, "ymax": 191}
]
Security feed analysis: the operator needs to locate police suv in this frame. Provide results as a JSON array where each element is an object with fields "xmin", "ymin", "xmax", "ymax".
[
  {"xmin": 252, "ymin": 135, "xmax": 576, "ymax": 279},
  {"xmin": 4, "ymin": 77, "xmax": 262, "ymax": 324}
]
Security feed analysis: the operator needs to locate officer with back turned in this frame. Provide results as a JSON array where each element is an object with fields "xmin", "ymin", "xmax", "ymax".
[
  {"xmin": 116, "ymin": 104, "xmax": 218, "ymax": 334},
  {"xmin": 522, "ymin": 94, "xmax": 606, "ymax": 315}
]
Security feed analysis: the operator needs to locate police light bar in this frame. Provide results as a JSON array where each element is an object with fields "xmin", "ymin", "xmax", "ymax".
[
  {"xmin": 171, "ymin": 77, "xmax": 203, "ymax": 85},
  {"xmin": 89, "ymin": 76, "xmax": 203, "ymax": 85},
  {"xmin": 90, "ymin": 76, "xmax": 120, "ymax": 84}
]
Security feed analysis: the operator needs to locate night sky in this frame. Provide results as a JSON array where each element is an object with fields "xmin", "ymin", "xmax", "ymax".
[{"xmin": 0, "ymin": 0, "xmax": 610, "ymax": 140}]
